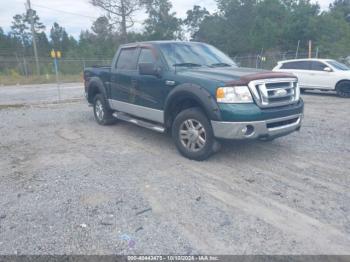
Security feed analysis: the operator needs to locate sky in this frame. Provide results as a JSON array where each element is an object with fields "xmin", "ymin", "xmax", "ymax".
[{"xmin": 0, "ymin": 0, "xmax": 333, "ymax": 39}]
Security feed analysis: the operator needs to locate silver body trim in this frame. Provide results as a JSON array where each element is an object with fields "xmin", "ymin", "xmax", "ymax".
[
  {"xmin": 108, "ymin": 99, "xmax": 164, "ymax": 124},
  {"xmin": 211, "ymin": 114, "xmax": 302, "ymax": 140}
]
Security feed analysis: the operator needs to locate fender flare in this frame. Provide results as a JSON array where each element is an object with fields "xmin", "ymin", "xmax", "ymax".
[
  {"xmin": 87, "ymin": 77, "xmax": 108, "ymax": 104},
  {"xmin": 164, "ymin": 83, "xmax": 222, "ymax": 126}
]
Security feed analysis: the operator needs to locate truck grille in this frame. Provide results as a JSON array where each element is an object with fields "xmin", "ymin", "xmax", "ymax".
[{"xmin": 248, "ymin": 78, "xmax": 299, "ymax": 108}]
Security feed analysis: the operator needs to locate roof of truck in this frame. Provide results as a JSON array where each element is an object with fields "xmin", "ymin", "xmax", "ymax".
[{"xmin": 121, "ymin": 41, "xmax": 205, "ymax": 47}]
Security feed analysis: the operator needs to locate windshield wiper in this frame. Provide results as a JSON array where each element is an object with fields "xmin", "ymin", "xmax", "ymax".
[
  {"xmin": 173, "ymin": 63, "xmax": 202, "ymax": 67},
  {"xmin": 209, "ymin": 62, "xmax": 232, "ymax": 67}
]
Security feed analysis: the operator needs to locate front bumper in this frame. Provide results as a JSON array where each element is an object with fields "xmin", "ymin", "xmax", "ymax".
[{"xmin": 211, "ymin": 114, "xmax": 303, "ymax": 140}]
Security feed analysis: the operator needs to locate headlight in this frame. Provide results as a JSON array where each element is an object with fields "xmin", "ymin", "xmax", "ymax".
[{"xmin": 216, "ymin": 86, "xmax": 253, "ymax": 103}]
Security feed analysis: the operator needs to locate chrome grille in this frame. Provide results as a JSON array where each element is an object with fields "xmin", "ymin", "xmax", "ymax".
[{"xmin": 248, "ymin": 78, "xmax": 299, "ymax": 108}]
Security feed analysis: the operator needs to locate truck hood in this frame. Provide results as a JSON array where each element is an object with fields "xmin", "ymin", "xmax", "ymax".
[{"xmin": 177, "ymin": 67, "xmax": 296, "ymax": 85}]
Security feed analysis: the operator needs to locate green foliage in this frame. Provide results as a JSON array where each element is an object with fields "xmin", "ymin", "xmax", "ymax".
[
  {"xmin": 184, "ymin": 5, "xmax": 209, "ymax": 40},
  {"xmin": 143, "ymin": 0, "xmax": 182, "ymax": 40},
  {"xmin": 2, "ymin": 0, "xmax": 350, "ymax": 78},
  {"xmin": 195, "ymin": 0, "xmax": 350, "ymax": 57}
]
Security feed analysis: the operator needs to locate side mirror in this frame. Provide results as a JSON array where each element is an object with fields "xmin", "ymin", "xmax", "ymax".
[
  {"xmin": 323, "ymin": 67, "xmax": 332, "ymax": 72},
  {"xmin": 139, "ymin": 63, "xmax": 161, "ymax": 77}
]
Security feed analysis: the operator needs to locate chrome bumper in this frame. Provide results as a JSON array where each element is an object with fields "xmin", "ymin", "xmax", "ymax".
[{"xmin": 211, "ymin": 114, "xmax": 303, "ymax": 140}]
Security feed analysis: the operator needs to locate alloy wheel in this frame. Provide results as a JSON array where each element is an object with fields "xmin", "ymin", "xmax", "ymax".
[{"xmin": 179, "ymin": 119, "xmax": 207, "ymax": 152}]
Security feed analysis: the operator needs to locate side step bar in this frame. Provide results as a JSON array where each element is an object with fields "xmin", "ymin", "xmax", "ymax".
[{"xmin": 113, "ymin": 112, "xmax": 165, "ymax": 133}]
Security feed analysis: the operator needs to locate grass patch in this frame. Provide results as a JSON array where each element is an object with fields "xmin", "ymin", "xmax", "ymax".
[{"xmin": 0, "ymin": 74, "xmax": 82, "ymax": 86}]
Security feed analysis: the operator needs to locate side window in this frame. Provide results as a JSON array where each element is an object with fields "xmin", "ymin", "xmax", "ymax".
[
  {"xmin": 138, "ymin": 48, "xmax": 156, "ymax": 64},
  {"xmin": 281, "ymin": 61, "xmax": 311, "ymax": 70},
  {"xmin": 115, "ymin": 48, "xmax": 138, "ymax": 70},
  {"xmin": 280, "ymin": 62, "xmax": 294, "ymax": 69},
  {"xmin": 311, "ymin": 61, "xmax": 327, "ymax": 71}
]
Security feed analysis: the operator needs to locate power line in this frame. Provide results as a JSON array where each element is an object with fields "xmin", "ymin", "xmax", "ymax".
[
  {"xmin": 31, "ymin": 3, "xmax": 144, "ymax": 23},
  {"xmin": 32, "ymin": 3, "xmax": 99, "ymax": 20}
]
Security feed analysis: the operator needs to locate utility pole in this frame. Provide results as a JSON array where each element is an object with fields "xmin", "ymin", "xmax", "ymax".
[
  {"xmin": 295, "ymin": 40, "xmax": 300, "ymax": 59},
  {"xmin": 25, "ymin": 0, "xmax": 40, "ymax": 75},
  {"xmin": 308, "ymin": 40, "xmax": 312, "ymax": 59}
]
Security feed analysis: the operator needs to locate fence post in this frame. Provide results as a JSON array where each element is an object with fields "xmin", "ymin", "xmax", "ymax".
[{"xmin": 23, "ymin": 57, "xmax": 28, "ymax": 77}]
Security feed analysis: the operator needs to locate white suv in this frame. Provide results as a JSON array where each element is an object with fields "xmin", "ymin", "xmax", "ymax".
[{"xmin": 273, "ymin": 59, "xmax": 350, "ymax": 97}]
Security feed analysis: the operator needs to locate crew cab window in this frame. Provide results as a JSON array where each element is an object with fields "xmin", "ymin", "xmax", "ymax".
[
  {"xmin": 138, "ymin": 48, "xmax": 156, "ymax": 64},
  {"xmin": 311, "ymin": 61, "xmax": 327, "ymax": 71},
  {"xmin": 281, "ymin": 61, "xmax": 311, "ymax": 70},
  {"xmin": 116, "ymin": 48, "xmax": 138, "ymax": 70}
]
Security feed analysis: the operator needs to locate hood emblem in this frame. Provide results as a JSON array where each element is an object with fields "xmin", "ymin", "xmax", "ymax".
[{"xmin": 274, "ymin": 89, "xmax": 288, "ymax": 97}]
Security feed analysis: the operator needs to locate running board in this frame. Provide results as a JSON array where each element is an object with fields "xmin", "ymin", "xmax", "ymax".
[{"xmin": 113, "ymin": 112, "xmax": 165, "ymax": 133}]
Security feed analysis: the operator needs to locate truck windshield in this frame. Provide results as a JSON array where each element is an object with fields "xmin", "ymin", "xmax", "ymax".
[
  {"xmin": 158, "ymin": 42, "xmax": 237, "ymax": 69},
  {"xmin": 326, "ymin": 60, "xmax": 350, "ymax": 71}
]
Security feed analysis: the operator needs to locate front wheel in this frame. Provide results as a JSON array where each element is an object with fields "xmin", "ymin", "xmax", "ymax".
[
  {"xmin": 336, "ymin": 81, "xmax": 350, "ymax": 98},
  {"xmin": 172, "ymin": 107, "xmax": 217, "ymax": 161}
]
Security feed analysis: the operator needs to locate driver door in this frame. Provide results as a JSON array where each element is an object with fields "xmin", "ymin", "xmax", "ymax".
[{"xmin": 134, "ymin": 47, "xmax": 166, "ymax": 112}]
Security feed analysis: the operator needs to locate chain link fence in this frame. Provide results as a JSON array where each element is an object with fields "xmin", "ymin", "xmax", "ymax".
[
  {"xmin": 233, "ymin": 51, "xmax": 314, "ymax": 70},
  {"xmin": 0, "ymin": 57, "xmax": 112, "ymax": 85},
  {"xmin": 1, "ymin": 51, "xmax": 349, "ymax": 85},
  {"xmin": 0, "ymin": 57, "xmax": 112, "ymax": 76}
]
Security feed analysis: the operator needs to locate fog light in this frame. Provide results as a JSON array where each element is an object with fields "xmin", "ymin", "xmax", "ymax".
[{"xmin": 242, "ymin": 125, "xmax": 255, "ymax": 137}]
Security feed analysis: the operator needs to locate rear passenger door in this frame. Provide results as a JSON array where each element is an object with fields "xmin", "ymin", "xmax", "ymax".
[
  {"xmin": 279, "ymin": 61, "xmax": 312, "ymax": 89},
  {"xmin": 110, "ymin": 47, "xmax": 139, "ymax": 104}
]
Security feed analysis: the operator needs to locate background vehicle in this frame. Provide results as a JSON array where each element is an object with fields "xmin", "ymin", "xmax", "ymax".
[
  {"xmin": 273, "ymin": 59, "xmax": 350, "ymax": 97},
  {"xmin": 84, "ymin": 41, "xmax": 304, "ymax": 160}
]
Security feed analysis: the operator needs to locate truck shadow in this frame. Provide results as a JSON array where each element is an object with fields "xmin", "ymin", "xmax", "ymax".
[
  {"xmin": 301, "ymin": 90, "xmax": 337, "ymax": 97},
  {"xmin": 114, "ymin": 120, "xmax": 288, "ymax": 162}
]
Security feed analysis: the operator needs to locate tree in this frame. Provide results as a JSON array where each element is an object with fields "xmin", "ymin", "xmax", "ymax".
[
  {"xmin": 10, "ymin": 9, "xmax": 45, "ymax": 56},
  {"xmin": 91, "ymin": 16, "xmax": 113, "ymax": 39},
  {"xmin": 90, "ymin": 0, "xmax": 141, "ymax": 43},
  {"xmin": 330, "ymin": 0, "xmax": 350, "ymax": 19},
  {"xmin": 24, "ymin": 9, "xmax": 45, "ymax": 34},
  {"xmin": 143, "ymin": 0, "xmax": 182, "ymax": 40},
  {"xmin": 36, "ymin": 32, "xmax": 50, "ymax": 57},
  {"xmin": 10, "ymin": 14, "xmax": 30, "ymax": 50},
  {"xmin": 184, "ymin": 5, "xmax": 209, "ymax": 40},
  {"xmin": 50, "ymin": 22, "xmax": 72, "ymax": 54}
]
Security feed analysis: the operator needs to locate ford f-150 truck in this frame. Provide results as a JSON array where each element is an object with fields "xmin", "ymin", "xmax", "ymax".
[{"xmin": 84, "ymin": 41, "xmax": 304, "ymax": 160}]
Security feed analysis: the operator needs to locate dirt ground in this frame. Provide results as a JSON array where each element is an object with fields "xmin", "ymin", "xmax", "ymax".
[{"xmin": 0, "ymin": 83, "xmax": 349, "ymax": 255}]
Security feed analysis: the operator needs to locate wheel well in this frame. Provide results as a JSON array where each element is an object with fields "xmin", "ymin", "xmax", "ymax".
[
  {"xmin": 88, "ymin": 84, "xmax": 100, "ymax": 104},
  {"xmin": 165, "ymin": 96, "xmax": 204, "ymax": 128},
  {"xmin": 336, "ymin": 80, "xmax": 350, "ymax": 89}
]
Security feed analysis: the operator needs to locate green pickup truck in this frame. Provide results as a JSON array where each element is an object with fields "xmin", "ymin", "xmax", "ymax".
[{"xmin": 84, "ymin": 41, "xmax": 304, "ymax": 160}]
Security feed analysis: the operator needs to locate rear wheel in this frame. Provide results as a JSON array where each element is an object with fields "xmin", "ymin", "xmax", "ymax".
[
  {"xmin": 336, "ymin": 81, "xmax": 350, "ymax": 98},
  {"xmin": 93, "ymin": 94, "xmax": 117, "ymax": 125},
  {"xmin": 172, "ymin": 107, "xmax": 217, "ymax": 161}
]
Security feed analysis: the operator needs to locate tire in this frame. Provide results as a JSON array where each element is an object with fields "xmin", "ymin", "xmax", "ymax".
[
  {"xmin": 172, "ymin": 107, "xmax": 216, "ymax": 161},
  {"xmin": 93, "ymin": 94, "xmax": 117, "ymax": 125},
  {"xmin": 336, "ymin": 81, "xmax": 350, "ymax": 98}
]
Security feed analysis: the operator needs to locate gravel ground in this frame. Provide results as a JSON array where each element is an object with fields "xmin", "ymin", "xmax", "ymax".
[{"xmin": 0, "ymin": 84, "xmax": 349, "ymax": 255}]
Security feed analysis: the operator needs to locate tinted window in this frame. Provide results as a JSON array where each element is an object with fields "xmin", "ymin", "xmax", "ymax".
[
  {"xmin": 281, "ymin": 61, "xmax": 311, "ymax": 70},
  {"xmin": 326, "ymin": 60, "xmax": 350, "ymax": 71},
  {"xmin": 311, "ymin": 61, "xmax": 327, "ymax": 71},
  {"xmin": 116, "ymin": 48, "xmax": 138, "ymax": 70},
  {"xmin": 138, "ymin": 48, "xmax": 156, "ymax": 64}
]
